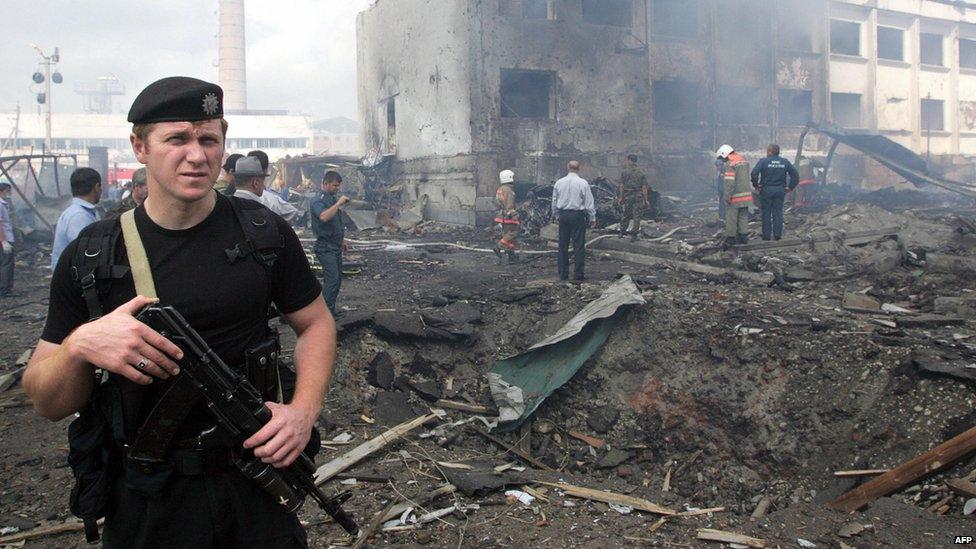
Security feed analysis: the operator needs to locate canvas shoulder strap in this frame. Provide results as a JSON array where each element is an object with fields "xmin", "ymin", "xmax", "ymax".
[{"xmin": 120, "ymin": 210, "xmax": 157, "ymax": 299}]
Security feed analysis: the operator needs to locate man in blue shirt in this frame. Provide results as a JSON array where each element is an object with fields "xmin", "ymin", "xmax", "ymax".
[
  {"xmin": 309, "ymin": 170, "xmax": 349, "ymax": 314},
  {"xmin": 750, "ymin": 144, "xmax": 799, "ymax": 241},
  {"xmin": 51, "ymin": 168, "xmax": 102, "ymax": 269}
]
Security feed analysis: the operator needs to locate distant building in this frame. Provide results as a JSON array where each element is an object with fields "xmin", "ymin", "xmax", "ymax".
[
  {"xmin": 358, "ymin": 0, "xmax": 976, "ymax": 225},
  {"xmin": 313, "ymin": 117, "xmax": 362, "ymax": 156},
  {"xmin": 0, "ymin": 112, "xmax": 315, "ymax": 163}
]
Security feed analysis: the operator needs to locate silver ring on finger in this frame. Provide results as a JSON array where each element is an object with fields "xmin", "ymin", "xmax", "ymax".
[{"xmin": 134, "ymin": 358, "xmax": 150, "ymax": 374}]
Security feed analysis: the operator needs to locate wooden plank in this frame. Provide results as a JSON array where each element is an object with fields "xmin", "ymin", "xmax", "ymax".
[
  {"xmin": 381, "ymin": 484, "xmax": 457, "ymax": 522},
  {"xmin": 946, "ymin": 478, "xmax": 976, "ymax": 498},
  {"xmin": 536, "ymin": 481, "xmax": 676, "ymax": 516},
  {"xmin": 433, "ymin": 399, "xmax": 495, "ymax": 415},
  {"xmin": 351, "ymin": 498, "xmax": 401, "ymax": 549},
  {"xmin": 827, "ymin": 426, "xmax": 976, "ymax": 513},
  {"xmin": 834, "ymin": 469, "xmax": 889, "ymax": 478},
  {"xmin": 0, "ymin": 518, "xmax": 103, "ymax": 544},
  {"xmin": 470, "ymin": 427, "xmax": 555, "ymax": 472},
  {"xmin": 696, "ymin": 528, "xmax": 766, "ymax": 548},
  {"xmin": 314, "ymin": 413, "xmax": 439, "ymax": 485},
  {"xmin": 568, "ymin": 430, "xmax": 605, "ymax": 449}
]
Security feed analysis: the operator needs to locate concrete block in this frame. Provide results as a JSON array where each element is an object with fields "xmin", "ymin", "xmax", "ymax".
[
  {"xmin": 843, "ymin": 293, "xmax": 881, "ymax": 311},
  {"xmin": 926, "ymin": 254, "xmax": 976, "ymax": 275},
  {"xmin": 933, "ymin": 297, "xmax": 976, "ymax": 319}
]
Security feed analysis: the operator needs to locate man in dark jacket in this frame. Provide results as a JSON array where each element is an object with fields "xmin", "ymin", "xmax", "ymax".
[{"xmin": 750, "ymin": 144, "xmax": 800, "ymax": 241}]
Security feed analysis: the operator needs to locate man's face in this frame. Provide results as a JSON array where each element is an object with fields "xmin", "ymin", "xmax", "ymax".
[
  {"xmin": 133, "ymin": 184, "xmax": 149, "ymax": 205},
  {"xmin": 131, "ymin": 120, "xmax": 224, "ymax": 204},
  {"xmin": 92, "ymin": 182, "xmax": 103, "ymax": 204},
  {"xmin": 323, "ymin": 180, "xmax": 341, "ymax": 195}
]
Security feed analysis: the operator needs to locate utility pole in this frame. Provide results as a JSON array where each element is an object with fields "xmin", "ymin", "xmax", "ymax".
[{"xmin": 31, "ymin": 45, "xmax": 62, "ymax": 151}]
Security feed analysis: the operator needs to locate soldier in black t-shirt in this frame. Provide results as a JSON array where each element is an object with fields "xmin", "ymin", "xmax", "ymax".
[{"xmin": 22, "ymin": 77, "xmax": 335, "ymax": 548}]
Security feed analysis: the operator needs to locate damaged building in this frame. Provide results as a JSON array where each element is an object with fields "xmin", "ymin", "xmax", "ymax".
[{"xmin": 358, "ymin": 0, "xmax": 976, "ymax": 225}]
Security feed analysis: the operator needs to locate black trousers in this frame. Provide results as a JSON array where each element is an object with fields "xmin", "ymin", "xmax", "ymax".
[
  {"xmin": 102, "ymin": 470, "xmax": 307, "ymax": 548},
  {"xmin": 0, "ymin": 245, "xmax": 12, "ymax": 297},
  {"xmin": 557, "ymin": 210, "xmax": 588, "ymax": 281}
]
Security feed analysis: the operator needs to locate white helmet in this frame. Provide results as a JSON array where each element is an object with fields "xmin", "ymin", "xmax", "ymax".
[
  {"xmin": 716, "ymin": 145, "xmax": 734, "ymax": 160},
  {"xmin": 499, "ymin": 169, "xmax": 515, "ymax": 184}
]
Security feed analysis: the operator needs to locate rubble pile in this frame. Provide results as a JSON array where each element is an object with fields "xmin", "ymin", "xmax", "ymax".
[{"xmin": 1, "ymin": 196, "xmax": 975, "ymax": 547}]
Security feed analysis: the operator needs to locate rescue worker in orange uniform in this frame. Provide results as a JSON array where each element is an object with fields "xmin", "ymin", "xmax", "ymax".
[
  {"xmin": 794, "ymin": 155, "xmax": 819, "ymax": 210},
  {"xmin": 493, "ymin": 169, "xmax": 520, "ymax": 264},
  {"xmin": 716, "ymin": 144, "xmax": 753, "ymax": 246}
]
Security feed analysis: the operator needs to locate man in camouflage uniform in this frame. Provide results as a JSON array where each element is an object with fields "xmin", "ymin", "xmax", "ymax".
[
  {"xmin": 110, "ymin": 168, "xmax": 148, "ymax": 217},
  {"xmin": 493, "ymin": 169, "xmax": 520, "ymax": 264},
  {"xmin": 618, "ymin": 154, "xmax": 649, "ymax": 241}
]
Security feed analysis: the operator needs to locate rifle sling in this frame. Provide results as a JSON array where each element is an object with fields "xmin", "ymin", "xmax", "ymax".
[{"xmin": 120, "ymin": 209, "xmax": 157, "ymax": 299}]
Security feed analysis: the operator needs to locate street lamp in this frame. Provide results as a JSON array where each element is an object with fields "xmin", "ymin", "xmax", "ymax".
[{"xmin": 30, "ymin": 45, "xmax": 62, "ymax": 151}]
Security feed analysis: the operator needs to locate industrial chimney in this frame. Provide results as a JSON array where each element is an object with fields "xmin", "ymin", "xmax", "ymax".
[{"xmin": 218, "ymin": 0, "xmax": 247, "ymax": 113}]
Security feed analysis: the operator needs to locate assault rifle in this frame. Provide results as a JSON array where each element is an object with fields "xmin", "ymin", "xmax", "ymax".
[{"xmin": 136, "ymin": 305, "xmax": 359, "ymax": 535}]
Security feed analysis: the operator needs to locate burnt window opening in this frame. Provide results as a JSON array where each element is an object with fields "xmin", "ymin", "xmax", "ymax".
[
  {"xmin": 776, "ymin": 1, "xmax": 814, "ymax": 51},
  {"xmin": 778, "ymin": 89, "xmax": 813, "ymax": 126},
  {"xmin": 386, "ymin": 98, "xmax": 397, "ymax": 154},
  {"xmin": 878, "ymin": 27, "xmax": 904, "ymax": 61},
  {"xmin": 652, "ymin": 0, "xmax": 697, "ymax": 40},
  {"xmin": 716, "ymin": 86, "xmax": 764, "ymax": 125},
  {"xmin": 921, "ymin": 99, "xmax": 945, "ymax": 131},
  {"xmin": 830, "ymin": 19, "xmax": 861, "ymax": 56},
  {"xmin": 501, "ymin": 69, "xmax": 555, "ymax": 119},
  {"xmin": 831, "ymin": 93, "xmax": 862, "ymax": 128},
  {"xmin": 524, "ymin": 0, "xmax": 555, "ymax": 20},
  {"xmin": 961, "ymin": 39, "xmax": 976, "ymax": 69},
  {"xmin": 582, "ymin": 0, "xmax": 632, "ymax": 27},
  {"xmin": 921, "ymin": 33, "xmax": 944, "ymax": 66},
  {"xmin": 653, "ymin": 80, "xmax": 701, "ymax": 123}
]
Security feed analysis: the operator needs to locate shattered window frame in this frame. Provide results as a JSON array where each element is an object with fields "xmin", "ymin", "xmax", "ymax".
[
  {"xmin": 961, "ymin": 38, "xmax": 976, "ymax": 70},
  {"xmin": 651, "ymin": 0, "xmax": 698, "ymax": 41},
  {"xmin": 652, "ymin": 79, "xmax": 702, "ymax": 124},
  {"xmin": 920, "ymin": 33, "xmax": 944, "ymax": 66},
  {"xmin": 831, "ymin": 92, "xmax": 863, "ymax": 128},
  {"xmin": 777, "ymin": 89, "xmax": 813, "ymax": 127},
  {"xmin": 830, "ymin": 19, "xmax": 862, "ymax": 57},
  {"xmin": 921, "ymin": 98, "xmax": 945, "ymax": 132},
  {"xmin": 500, "ymin": 69, "xmax": 556, "ymax": 120},
  {"xmin": 877, "ymin": 26, "xmax": 905, "ymax": 62},
  {"xmin": 581, "ymin": 0, "xmax": 633, "ymax": 28}
]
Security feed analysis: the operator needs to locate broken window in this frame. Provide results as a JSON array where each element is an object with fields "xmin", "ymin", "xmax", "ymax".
[
  {"xmin": 961, "ymin": 39, "xmax": 976, "ymax": 69},
  {"xmin": 831, "ymin": 93, "xmax": 862, "ymax": 128},
  {"xmin": 921, "ymin": 33, "xmax": 944, "ymax": 66},
  {"xmin": 778, "ymin": 89, "xmax": 812, "ymax": 126},
  {"xmin": 716, "ymin": 86, "xmax": 764, "ymax": 125},
  {"xmin": 582, "ymin": 0, "xmax": 632, "ymax": 27},
  {"xmin": 523, "ymin": 0, "xmax": 553, "ymax": 20},
  {"xmin": 652, "ymin": 0, "xmax": 697, "ymax": 40},
  {"xmin": 501, "ymin": 69, "xmax": 555, "ymax": 119},
  {"xmin": 653, "ymin": 80, "xmax": 701, "ymax": 123},
  {"xmin": 921, "ymin": 99, "xmax": 945, "ymax": 131},
  {"xmin": 776, "ymin": 1, "xmax": 813, "ymax": 52},
  {"xmin": 877, "ymin": 27, "xmax": 904, "ymax": 61},
  {"xmin": 830, "ymin": 19, "xmax": 861, "ymax": 56}
]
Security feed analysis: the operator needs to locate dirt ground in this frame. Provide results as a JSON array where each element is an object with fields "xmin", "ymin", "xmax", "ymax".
[{"xmin": 1, "ymin": 199, "xmax": 975, "ymax": 548}]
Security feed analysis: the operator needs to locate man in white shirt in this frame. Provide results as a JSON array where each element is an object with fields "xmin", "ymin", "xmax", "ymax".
[
  {"xmin": 233, "ymin": 157, "xmax": 299, "ymax": 222},
  {"xmin": 551, "ymin": 160, "xmax": 595, "ymax": 282}
]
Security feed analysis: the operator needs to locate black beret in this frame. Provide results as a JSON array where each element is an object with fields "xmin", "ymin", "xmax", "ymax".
[{"xmin": 127, "ymin": 76, "xmax": 224, "ymax": 124}]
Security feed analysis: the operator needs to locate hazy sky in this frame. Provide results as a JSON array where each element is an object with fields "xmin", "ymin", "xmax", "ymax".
[{"xmin": 0, "ymin": 0, "xmax": 373, "ymax": 120}]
